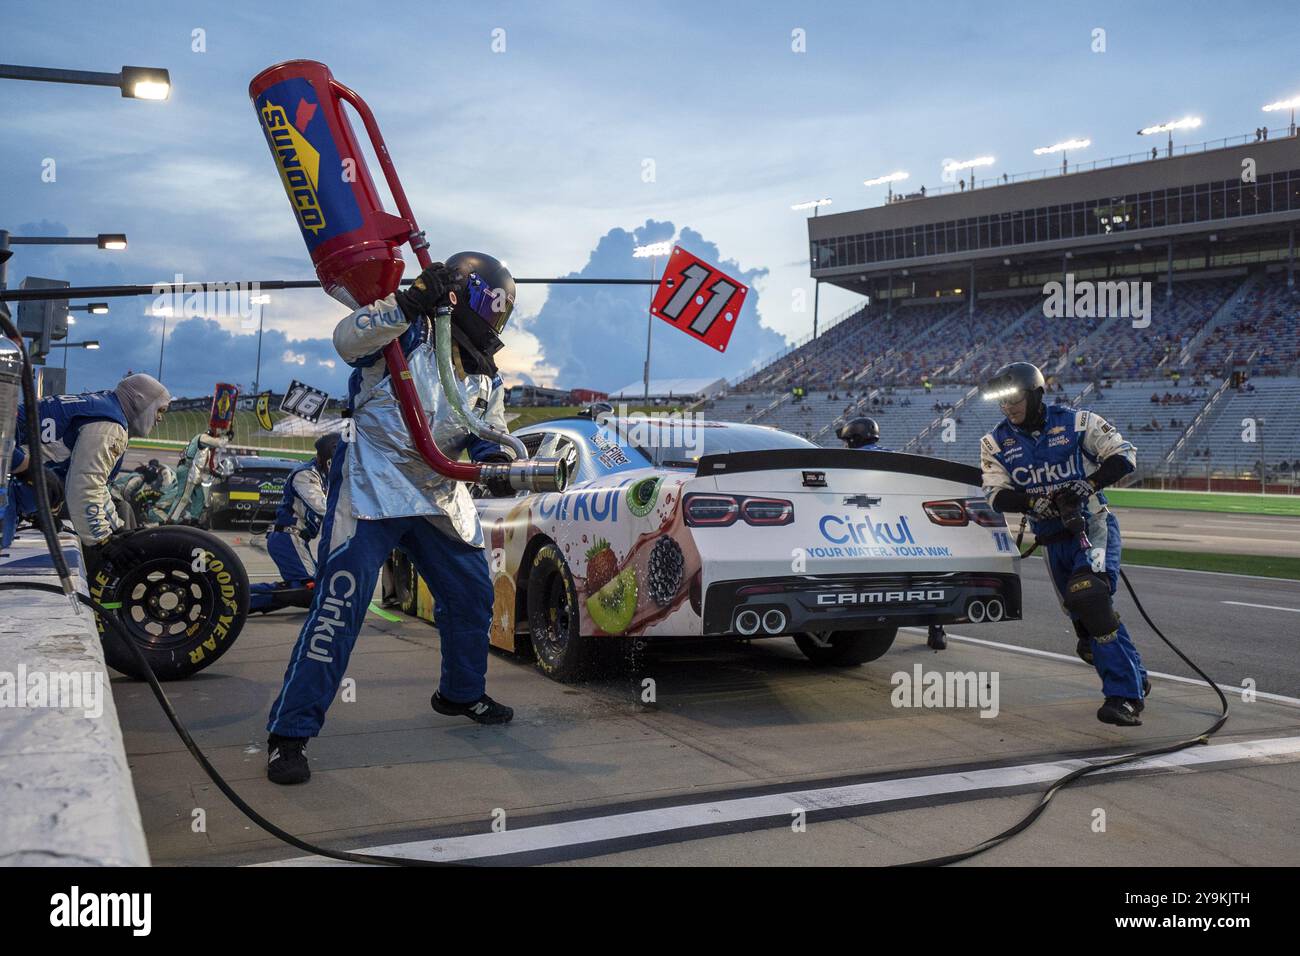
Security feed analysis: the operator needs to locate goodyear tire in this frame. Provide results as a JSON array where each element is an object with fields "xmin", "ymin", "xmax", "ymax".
[
  {"xmin": 794, "ymin": 628, "xmax": 897, "ymax": 666},
  {"xmin": 89, "ymin": 527, "xmax": 250, "ymax": 681},
  {"xmin": 526, "ymin": 542, "xmax": 598, "ymax": 682}
]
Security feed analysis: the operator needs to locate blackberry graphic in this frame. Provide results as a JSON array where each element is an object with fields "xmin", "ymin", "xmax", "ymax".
[{"xmin": 647, "ymin": 536, "xmax": 685, "ymax": 606}]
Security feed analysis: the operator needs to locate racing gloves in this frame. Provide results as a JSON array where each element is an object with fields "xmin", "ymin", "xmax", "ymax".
[
  {"xmin": 396, "ymin": 262, "xmax": 459, "ymax": 321},
  {"xmin": 990, "ymin": 488, "xmax": 1057, "ymax": 520}
]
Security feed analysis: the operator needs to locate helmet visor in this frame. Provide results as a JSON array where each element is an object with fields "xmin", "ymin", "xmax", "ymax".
[{"xmin": 465, "ymin": 272, "xmax": 515, "ymax": 335}]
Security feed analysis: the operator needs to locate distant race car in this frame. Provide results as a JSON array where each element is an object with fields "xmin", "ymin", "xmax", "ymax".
[
  {"xmin": 206, "ymin": 455, "xmax": 299, "ymax": 529},
  {"xmin": 389, "ymin": 415, "xmax": 1022, "ymax": 681}
]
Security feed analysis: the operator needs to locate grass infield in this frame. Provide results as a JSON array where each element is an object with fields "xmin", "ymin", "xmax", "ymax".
[
  {"xmin": 1037, "ymin": 546, "xmax": 1300, "ymax": 581},
  {"xmin": 1106, "ymin": 489, "xmax": 1300, "ymax": 516}
]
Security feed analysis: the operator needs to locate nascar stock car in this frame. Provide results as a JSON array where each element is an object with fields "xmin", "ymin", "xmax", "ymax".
[{"xmin": 387, "ymin": 414, "xmax": 1022, "ymax": 681}]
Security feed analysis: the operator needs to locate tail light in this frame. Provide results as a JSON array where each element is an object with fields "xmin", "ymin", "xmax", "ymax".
[
  {"xmin": 684, "ymin": 493, "xmax": 794, "ymax": 528},
  {"xmin": 963, "ymin": 497, "xmax": 1006, "ymax": 528},
  {"xmin": 740, "ymin": 496, "xmax": 794, "ymax": 526},
  {"xmin": 922, "ymin": 498, "xmax": 1006, "ymax": 528}
]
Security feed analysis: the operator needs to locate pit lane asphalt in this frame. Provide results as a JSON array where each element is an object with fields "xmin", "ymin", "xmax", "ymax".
[{"xmin": 110, "ymin": 525, "xmax": 1300, "ymax": 866}]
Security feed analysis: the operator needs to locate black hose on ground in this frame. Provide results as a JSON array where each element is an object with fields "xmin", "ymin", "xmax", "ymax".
[{"xmin": 893, "ymin": 561, "xmax": 1229, "ymax": 866}]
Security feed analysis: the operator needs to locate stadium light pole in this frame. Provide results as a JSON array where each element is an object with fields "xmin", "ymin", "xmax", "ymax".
[
  {"xmin": 152, "ymin": 305, "xmax": 172, "ymax": 382},
  {"xmin": 942, "ymin": 156, "xmax": 995, "ymax": 190},
  {"xmin": 0, "ymin": 63, "xmax": 170, "ymax": 100},
  {"xmin": 1261, "ymin": 95, "xmax": 1300, "ymax": 137},
  {"xmin": 51, "ymin": 339, "xmax": 100, "ymax": 388},
  {"xmin": 864, "ymin": 171, "xmax": 909, "ymax": 202},
  {"xmin": 1138, "ymin": 116, "xmax": 1202, "ymax": 158},
  {"xmin": 633, "ymin": 241, "xmax": 673, "ymax": 402},
  {"xmin": 0, "ymin": 232, "xmax": 127, "ymax": 291},
  {"xmin": 1033, "ymin": 138, "xmax": 1091, "ymax": 175},
  {"xmin": 250, "ymin": 293, "xmax": 271, "ymax": 395},
  {"xmin": 793, "ymin": 199, "xmax": 832, "ymax": 340}
]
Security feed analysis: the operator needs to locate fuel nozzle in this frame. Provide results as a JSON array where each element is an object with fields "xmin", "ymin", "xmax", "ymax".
[{"xmin": 480, "ymin": 457, "xmax": 569, "ymax": 494}]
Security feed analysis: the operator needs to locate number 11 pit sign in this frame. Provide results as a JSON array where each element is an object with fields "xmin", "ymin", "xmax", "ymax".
[{"xmin": 650, "ymin": 246, "xmax": 748, "ymax": 353}]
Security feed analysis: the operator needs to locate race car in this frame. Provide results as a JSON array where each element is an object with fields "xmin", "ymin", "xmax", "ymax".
[
  {"xmin": 206, "ymin": 455, "xmax": 298, "ymax": 529},
  {"xmin": 391, "ymin": 414, "xmax": 1022, "ymax": 681}
]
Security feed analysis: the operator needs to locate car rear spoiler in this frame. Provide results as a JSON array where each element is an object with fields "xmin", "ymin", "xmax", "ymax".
[{"xmin": 694, "ymin": 449, "xmax": 984, "ymax": 488}]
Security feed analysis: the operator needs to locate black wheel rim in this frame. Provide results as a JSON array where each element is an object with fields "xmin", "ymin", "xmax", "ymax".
[
  {"xmin": 112, "ymin": 558, "xmax": 220, "ymax": 651},
  {"xmin": 535, "ymin": 570, "xmax": 573, "ymax": 663}
]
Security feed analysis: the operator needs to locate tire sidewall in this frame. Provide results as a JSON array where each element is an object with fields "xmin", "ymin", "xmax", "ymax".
[
  {"xmin": 526, "ymin": 542, "xmax": 588, "ymax": 681},
  {"xmin": 93, "ymin": 527, "xmax": 250, "ymax": 681}
]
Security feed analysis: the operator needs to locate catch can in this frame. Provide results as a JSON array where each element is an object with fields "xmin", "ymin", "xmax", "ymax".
[
  {"xmin": 249, "ymin": 60, "xmax": 414, "ymax": 308},
  {"xmin": 208, "ymin": 382, "xmax": 239, "ymax": 435}
]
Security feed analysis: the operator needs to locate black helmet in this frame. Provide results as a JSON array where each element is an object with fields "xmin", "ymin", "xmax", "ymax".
[
  {"xmin": 445, "ymin": 251, "xmax": 516, "ymax": 355},
  {"xmin": 838, "ymin": 416, "xmax": 881, "ymax": 448},
  {"xmin": 984, "ymin": 362, "xmax": 1046, "ymax": 419},
  {"xmin": 315, "ymin": 431, "xmax": 341, "ymax": 461}
]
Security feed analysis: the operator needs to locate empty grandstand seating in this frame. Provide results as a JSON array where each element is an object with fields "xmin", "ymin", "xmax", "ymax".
[
  {"xmin": 1190, "ymin": 273, "xmax": 1300, "ymax": 376},
  {"xmin": 709, "ymin": 270, "xmax": 1299, "ymax": 478},
  {"xmin": 1087, "ymin": 277, "xmax": 1240, "ymax": 380},
  {"xmin": 1173, "ymin": 377, "xmax": 1300, "ymax": 475}
]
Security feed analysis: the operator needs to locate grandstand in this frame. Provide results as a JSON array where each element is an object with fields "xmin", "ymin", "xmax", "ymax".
[{"xmin": 704, "ymin": 133, "xmax": 1300, "ymax": 490}]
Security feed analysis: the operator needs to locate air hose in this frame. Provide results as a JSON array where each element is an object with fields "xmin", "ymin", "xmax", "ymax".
[{"xmin": 894, "ymin": 517, "xmax": 1231, "ymax": 866}]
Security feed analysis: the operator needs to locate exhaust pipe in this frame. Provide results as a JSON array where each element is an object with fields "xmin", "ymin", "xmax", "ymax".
[
  {"xmin": 735, "ymin": 609, "xmax": 761, "ymax": 636},
  {"xmin": 761, "ymin": 609, "xmax": 787, "ymax": 634},
  {"xmin": 967, "ymin": 599, "xmax": 986, "ymax": 623},
  {"xmin": 985, "ymin": 597, "xmax": 1004, "ymax": 622}
]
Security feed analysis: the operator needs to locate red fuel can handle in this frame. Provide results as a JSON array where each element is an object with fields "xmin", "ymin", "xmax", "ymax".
[{"xmin": 249, "ymin": 60, "xmax": 479, "ymax": 483}]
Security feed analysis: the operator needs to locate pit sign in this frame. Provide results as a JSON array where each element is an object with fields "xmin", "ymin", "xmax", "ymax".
[
  {"xmin": 650, "ymin": 246, "xmax": 747, "ymax": 353},
  {"xmin": 279, "ymin": 379, "xmax": 328, "ymax": 423}
]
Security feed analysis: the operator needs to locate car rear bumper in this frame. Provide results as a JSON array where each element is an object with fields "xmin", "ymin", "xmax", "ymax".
[{"xmin": 702, "ymin": 572, "xmax": 1022, "ymax": 636}]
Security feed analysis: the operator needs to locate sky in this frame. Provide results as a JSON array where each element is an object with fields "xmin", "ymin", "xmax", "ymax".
[{"xmin": 3, "ymin": 0, "xmax": 1300, "ymax": 398}]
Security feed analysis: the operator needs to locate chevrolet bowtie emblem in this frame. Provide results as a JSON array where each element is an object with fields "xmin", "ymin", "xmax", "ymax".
[{"xmin": 843, "ymin": 494, "xmax": 881, "ymax": 507}]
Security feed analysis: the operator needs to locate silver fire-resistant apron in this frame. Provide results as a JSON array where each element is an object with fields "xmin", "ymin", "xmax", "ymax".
[{"xmin": 342, "ymin": 341, "xmax": 495, "ymax": 548}]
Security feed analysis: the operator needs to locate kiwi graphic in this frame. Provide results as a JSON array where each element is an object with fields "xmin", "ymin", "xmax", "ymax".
[
  {"xmin": 586, "ymin": 568, "xmax": 638, "ymax": 634},
  {"xmin": 626, "ymin": 476, "xmax": 661, "ymax": 518}
]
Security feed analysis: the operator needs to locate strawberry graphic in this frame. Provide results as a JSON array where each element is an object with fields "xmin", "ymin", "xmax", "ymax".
[{"xmin": 585, "ymin": 538, "xmax": 617, "ymax": 595}]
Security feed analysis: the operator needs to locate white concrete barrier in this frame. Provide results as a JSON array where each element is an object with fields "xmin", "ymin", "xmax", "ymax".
[{"xmin": 0, "ymin": 530, "xmax": 150, "ymax": 866}]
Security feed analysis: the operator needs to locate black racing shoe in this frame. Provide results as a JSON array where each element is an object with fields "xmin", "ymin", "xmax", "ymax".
[
  {"xmin": 267, "ymin": 734, "xmax": 310, "ymax": 785},
  {"xmin": 1097, "ymin": 697, "xmax": 1143, "ymax": 727},
  {"xmin": 1133, "ymin": 678, "xmax": 1152, "ymax": 713},
  {"xmin": 927, "ymin": 625, "xmax": 947, "ymax": 651},
  {"xmin": 431, "ymin": 691, "xmax": 514, "ymax": 725}
]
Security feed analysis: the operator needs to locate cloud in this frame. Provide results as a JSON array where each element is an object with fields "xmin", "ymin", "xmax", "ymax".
[{"xmin": 520, "ymin": 219, "xmax": 786, "ymax": 392}]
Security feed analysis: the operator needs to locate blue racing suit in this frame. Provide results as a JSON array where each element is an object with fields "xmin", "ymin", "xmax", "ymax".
[
  {"xmin": 10, "ymin": 391, "xmax": 130, "ymax": 545},
  {"xmin": 267, "ymin": 295, "xmax": 513, "ymax": 738},
  {"xmin": 248, "ymin": 458, "xmax": 329, "ymax": 612},
  {"xmin": 980, "ymin": 403, "xmax": 1146, "ymax": 699}
]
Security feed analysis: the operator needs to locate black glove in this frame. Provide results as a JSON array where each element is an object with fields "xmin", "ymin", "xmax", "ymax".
[
  {"xmin": 395, "ymin": 262, "xmax": 458, "ymax": 320},
  {"xmin": 1026, "ymin": 495, "xmax": 1057, "ymax": 521},
  {"xmin": 1051, "ymin": 479, "xmax": 1095, "ymax": 518},
  {"xmin": 479, "ymin": 453, "xmax": 515, "ymax": 498}
]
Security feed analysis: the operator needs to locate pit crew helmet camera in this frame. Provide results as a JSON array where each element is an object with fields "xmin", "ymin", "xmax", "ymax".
[
  {"xmin": 445, "ymin": 251, "xmax": 516, "ymax": 357},
  {"xmin": 983, "ymin": 362, "xmax": 1046, "ymax": 418}
]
